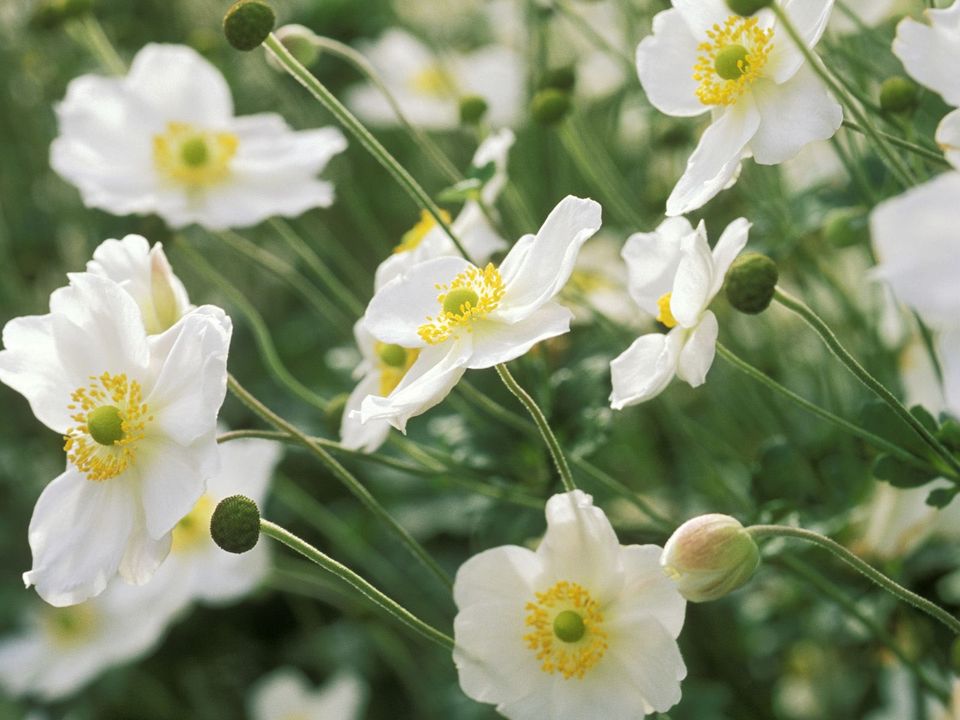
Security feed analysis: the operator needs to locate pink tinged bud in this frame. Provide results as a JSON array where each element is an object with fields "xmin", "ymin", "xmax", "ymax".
[
  {"xmin": 149, "ymin": 245, "xmax": 182, "ymax": 333},
  {"xmin": 660, "ymin": 514, "xmax": 760, "ymax": 603}
]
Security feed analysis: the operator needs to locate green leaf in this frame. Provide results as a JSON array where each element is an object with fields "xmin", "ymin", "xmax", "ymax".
[
  {"xmin": 926, "ymin": 486, "xmax": 959, "ymax": 509},
  {"xmin": 859, "ymin": 400, "xmax": 932, "ymax": 459},
  {"xmin": 436, "ymin": 178, "xmax": 482, "ymax": 203},
  {"xmin": 468, "ymin": 160, "xmax": 497, "ymax": 185},
  {"xmin": 872, "ymin": 453, "xmax": 937, "ymax": 488}
]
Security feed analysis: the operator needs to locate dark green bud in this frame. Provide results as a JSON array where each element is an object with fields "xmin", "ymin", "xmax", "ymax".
[
  {"xmin": 724, "ymin": 252, "xmax": 778, "ymax": 314},
  {"xmin": 531, "ymin": 88, "xmax": 571, "ymax": 126},
  {"xmin": 726, "ymin": 0, "xmax": 772, "ymax": 15},
  {"xmin": 879, "ymin": 76, "xmax": 920, "ymax": 114},
  {"xmin": 223, "ymin": 0, "xmax": 275, "ymax": 52},
  {"xmin": 274, "ymin": 25, "xmax": 320, "ymax": 67},
  {"xmin": 459, "ymin": 95, "xmax": 489, "ymax": 126},
  {"xmin": 823, "ymin": 207, "xmax": 869, "ymax": 248},
  {"xmin": 539, "ymin": 65, "xmax": 576, "ymax": 93},
  {"xmin": 210, "ymin": 495, "xmax": 261, "ymax": 554}
]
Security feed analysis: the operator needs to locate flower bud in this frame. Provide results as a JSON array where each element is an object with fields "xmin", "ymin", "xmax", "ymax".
[
  {"xmin": 210, "ymin": 495, "xmax": 261, "ymax": 554},
  {"xmin": 459, "ymin": 95, "xmax": 489, "ymax": 126},
  {"xmin": 823, "ymin": 207, "xmax": 869, "ymax": 248},
  {"xmin": 223, "ymin": 0, "xmax": 275, "ymax": 52},
  {"xmin": 539, "ymin": 65, "xmax": 576, "ymax": 93},
  {"xmin": 531, "ymin": 88, "xmax": 571, "ymax": 126},
  {"xmin": 726, "ymin": 0, "xmax": 772, "ymax": 16},
  {"xmin": 879, "ymin": 76, "xmax": 919, "ymax": 115},
  {"xmin": 267, "ymin": 24, "xmax": 320, "ymax": 71},
  {"xmin": 724, "ymin": 252, "xmax": 778, "ymax": 314},
  {"xmin": 661, "ymin": 514, "xmax": 760, "ymax": 602}
]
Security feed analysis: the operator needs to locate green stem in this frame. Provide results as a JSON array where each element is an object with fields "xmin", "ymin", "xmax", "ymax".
[
  {"xmin": 457, "ymin": 380, "xmax": 539, "ymax": 438},
  {"xmin": 773, "ymin": 287, "xmax": 960, "ymax": 479},
  {"xmin": 842, "ymin": 120, "xmax": 950, "ymax": 167},
  {"xmin": 748, "ymin": 524, "xmax": 960, "ymax": 635},
  {"xmin": 495, "ymin": 363, "xmax": 576, "ymax": 492},
  {"xmin": 227, "ymin": 374, "xmax": 453, "ymax": 589},
  {"xmin": 66, "ymin": 15, "xmax": 126, "ymax": 75},
  {"xmin": 260, "ymin": 519, "xmax": 455, "ymax": 650},
  {"xmin": 551, "ymin": 0, "xmax": 634, "ymax": 71},
  {"xmin": 262, "ymin": 33, "xmax": 473, "ymax": 262},
  {"xmin": 570, "ymin": 456, "xmax": 674, "ymax": 531}
]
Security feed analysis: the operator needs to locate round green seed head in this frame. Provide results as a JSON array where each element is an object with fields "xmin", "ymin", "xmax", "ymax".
[
  {"xmin": 539, "ymin": 65, "xmax": 577, "ymax": 92},
  {"xmin": 724, "ymin": 252, "xmax": 778, "ymax": 314},
  {"xmin": 443, "ymin": 288, "xmax": 479, "ymax": 316},
  {"xmin": 180, "ymin": 137, "xmax": 209, "ymax": 167},
  {"xmin": 531, "ymin": 88, "xmax": 571, "ymax": 126},
  {"xmin": 823, "ymin": 207, "xmax": 869, "ymax": 248},
  {"xmin": 879, "ymin": 76, "xmax": 919, "ymax": 114},
  {"xmin": 726, "ymin": 0, "xmax": 772, "ymax": 15},
  {"xmin": 87, "ymin": 405, "xmax": 125, "ymax": 446},
  {"xmin": 459, "ymin": 95, "xmax": 489, "ymax": 126},
  {"xmin": 210, "ymin": 495, "xmax": 261, "ymax": 554},
  {"xmin": 223, "ymin": 0, "xmax": 275, "ymax": 52},
  {"xmin": 553, "ymin": 610, "xmax": 586, "ymax": 643},
  {"xmin": 715, "ymin": 44, "xmax": 750, "ymax": 80}
]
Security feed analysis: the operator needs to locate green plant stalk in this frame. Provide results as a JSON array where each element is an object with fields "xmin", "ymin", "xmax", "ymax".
[
  {"xmin": 457, "ymin": 380, "xmax": 539, "ymax": 438},
  {"xmin": 227, "ymin": 374, "xmax": 453, "ymax": 589},
  {"xmin": 570, "ymin": 456, "xmax": 675, "ymax": 532},
  {"xmin": 842, "ymin": 120, "xmax": 950, "ymax": 167},
  {"xmin": 551, "ymin": 0, "xmax": 634, "ymax": 70},
  {"xmin": 771, "ymin": 4, "xmax": 917, "ymax": 189},
  {"xmin": 748, "ymin": 524, "xmax": 960, "ymax": 635},
  {"xmin": 261, "ymin": 519, "xmax": 455, "ymax": 650},
  {"xmin": 66, "ymin": 15, "xmax": 126, "ymax": 75},
  {"xmin": 262, "ymin": 34, "xmax": 473, "ymax": 263},
  {"xmin": 495, "ymin": 363, "xmax": 576, "ymax": 492},
  {"xmin": 773, "ymin": 288, "xmax": 960, "ymax": 479}
]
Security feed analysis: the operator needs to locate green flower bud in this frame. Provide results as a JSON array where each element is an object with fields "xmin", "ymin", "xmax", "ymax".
[
  {"xmin": 210, "ymin": 495, "xmax": 261, "ymax": 554},
  {"xmin": 223, "ymin": 0, "xmax": 275, "ymax": 52},
  {"xmin": 459, "ymin": 95, "xmax": 489, "ymax": 126},
  {"xmin": 269, "ymin": 24, "xmax": 320, "ymax": 70},
  {"xmin": 823, "ymin": 207, "xmax": 869, "ymax": 248},
  {"xmin": 726, "ymin": 0, "xmax": 772, "ymax": 16},
  {"xmin": 539, "ymin": 65, "xmax": 576, "ymax": 93},
  {"xmin": 724, "ymin": 252, "xmax": 778, "ymax": 314},
  {"xmin": 531, "ymin": 88, "xmax": 571, "ymax": 126},
  {"xmin": 661, "ymin": 514, "xmax": 760, "ymax": 603},
  {"xmin": 879, "ymin": 76, "xmax": 920, "ymax": 115}
]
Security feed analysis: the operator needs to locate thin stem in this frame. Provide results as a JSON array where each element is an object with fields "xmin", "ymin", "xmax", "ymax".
[
  {"xmin": 842, "ymin": 120, "xmax": 950, "ymax": 167},
  {"xmin": 457, "ymin": 380, "xmax": 539, "ymax": 438},
  {"xmin": 495, "ymin": 363, "xmax": 576, "ymax": 492},
  {"xmin": 260, "ymin": 519, "xmax": 455, "ymax": 650},
  {"xmin": 551, "ymin": 0, "xmax": 634, "ymax": 71},
  {"xmin": 748, "ymin": 524, "xmax": 960, "ymax": 635},
  {"xmin": 66, "ymin": 15, "xmax": 126, "ymax": 75},
  {"xmin": 262, "ymin": 33, "xmax": 473, "ymax": 263},
  {"xmin": 571, "ymin": 456, "xmax": 674, "ymax": 532},
  {"xmin": 716, "ymin": 342, "xmax": 939, "ymax": 474},
  {"xmin": 227, "ymin": 374, "xmax": 453, "ymax": 589},
  {"xmin": 773, "ymin": 288, "xmax": 960, "ymax": 479}
]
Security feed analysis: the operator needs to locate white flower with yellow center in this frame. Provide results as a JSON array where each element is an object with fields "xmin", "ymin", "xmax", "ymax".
[
  {"xmin": 358, "ymin": 196, "xmax": 602, "ymax": 431},
  {"xmin": 610, "ymin": 216, "xmax": 749, "ymax": 408},
  {"xmin": 51, "ymin": 44, "xmax": 347, "ymax": 230},
  {"xmin": 0, "ymin": 273, "xmax": 231, "ymax": 606},
  {"xmin": 453, "ymin": 490, "xmax": 686, "ymax": 719},
  {"xmin": 250, "ymin": 669, "xmax": 366, "ymax": 720},
  {"xmin": 636, "ymin": 0, "xmax": 842, "ymax": 216}
]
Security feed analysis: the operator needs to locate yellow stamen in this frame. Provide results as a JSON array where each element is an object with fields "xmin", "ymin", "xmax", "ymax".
[
  {"xmin": 153, "ymin": 121, "xmax": 239, "ymax": 187},
  {"xmin": 417, "ymin": 263, "xmax": 505, "ymax": 345},
  {"xmin": 693, "ymin": 16, "xmax": 773, "ymax": 106},
  {"xmin": 172, "ymin": 494, "xmax": 217, "ymax": 554},
  {"xmin": 374, "ymin": 342, "xmax": 420, "ymax": 396},
  {"xmin": 64, "ymin": 372, "xmax": 152, "ymax": 482},
  {"xmin": 410, "ymin": 65, "xmax": 456, "ymax": 96},
  {"xmin": 523, "ymin": 581, "xmax": 608, "ymax": 680},
  {"xmin": 657, "ymin": 292, "xmax": 677, "ymax": 328},
  {"xmin": 394, "ymin": 209, "xmax": 452, "ymax": 254},
  {"xmin": 43, "ymin": 604, "xmax": 99, "ymax": 647}
]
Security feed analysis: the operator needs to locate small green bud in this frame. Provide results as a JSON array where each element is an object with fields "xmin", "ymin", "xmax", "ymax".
[
  {"xmin": 823, "ymin": 207, "xmax": 869, "ymax": 248},
  {"xmin": 724, "ymin": 252, "xmax": 778, "ymax": 314},
  {"xmin": 879, "ymin": 76, "xmax": 919, "ymax": 115},
  {"xmin": 223, "ymin": 0, "xmax": 275, "ymax": 52},
  {"xmin": 661, "ymin": 514, "xmax": 760, "ymax": 602},
  {"xmin": 726, "ymin": 0, "xmax": 772, "ymax": 15},
  {"xmin": 715, "ymin": 44, "xmax": 749, "ymax": 80},
  {"xmin": 553, "ymin": 610, "xmax": 586, "ymax": 643},
  {"xmin": 459, "ymin": 95, "xmax": 489, "ymax": 126},
  {"xmin": 87, "ymin": 405, "xmax": 124, "ymax": 446},
  {"xmin": 268, "ymin": 24, "xmax": 320, "ymax": 70},
  {"xmin": 539, "ymin": 65, "xmax": 576, "ymax": 93},
  {"xmin": 443, "ymin": 288, "xmax": 479, "ymax": 316},
  {"xmin": 531, "ymin": 88, "xmax": 571, "ymax": 126},
  {"xmin": 210, "ymin": 495, "xmax": 261, "ymax": 554}
]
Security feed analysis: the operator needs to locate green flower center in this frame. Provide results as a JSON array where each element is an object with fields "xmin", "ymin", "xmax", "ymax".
[
  {"xmin": 377, "ymin": 343, "xmax": 409, "ymax": 368},
  {"xmin": 87, "ymin": 405, "xmax": 125, "ymax": 446},
  {"xmin": 553, "ymin": 610, "xmax": 586, "ymax": 643},
  {"xmin": 442, "ymin": 288, "xmax": 479, "ymax": 316},
  {"xmin": 714, "ymin": 44, "xmax": 750, "ymax": 80},
  {"xmin": 180, "ymin": 136, "xmax": 209, "ymax": 167}
]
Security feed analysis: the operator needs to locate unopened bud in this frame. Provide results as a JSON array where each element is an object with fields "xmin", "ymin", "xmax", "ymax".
[
  {"xmin": 726, "ymin": 0, "xmax": 772, "ymax": 16},
  {"xmin": 531, "ymin": 88, "xmax": 571, "ymax": 126},
  {"xmin": 879, "ymin": 76, "xmax": 919, "ymax": 115},
  {"xmin": 539, "ymin": 65, "xmax": 576, "ymax": 93},
  {"xmin": 724, "ymin": 252, "xmax": 778, "ymax": 314},
  {"xmin": 459, "ymin": 95, "xmax": 489, "ymax": 126},
  {"xmin": 210, "ymin": 495, "xmax": 261, "ymax": 554},
  {"xmin": 223, "ymin": 0, "xmax": 275, "ymax": 52},
  {"xmin": 661, "ymin": 514, "xmax": 760, "ymax": 602},
  {"xmin": 267, "ymin": 24, "xmax": 320, "ymax": 71}
]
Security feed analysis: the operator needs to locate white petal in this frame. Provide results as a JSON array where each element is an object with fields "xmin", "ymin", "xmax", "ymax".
[
  {"xmin": 609, "ymin": 329, "xmax": 683, "ymax": 409},
  {"xmin": 497, "ymin": 196, "xmax": 602, "ymax": 322},
  {"xmin": 936, "ymin": 109, "xmax": 960, "ymax": 171},
  {"xmin": 138, "ymin": 437, "xmax": 211, "ymax": 539},
  {"xmin": 622, "ymin": 217, "xmax": 694, "ymax": 316},
  {"xmin": 472, "ymin": 128, "xmax": 515, "ymax": 205},
  {"xmin": 119, "ymin": 514, "xmax": 172, "ymax": 585},
  {"xmin": 24, "ymin": 469, "xmax": 136, "ymax": 606},
  {"xmin": 748, "ymin": 66, "xmax": 843, "ymax": 165},
  {"xmin": 468, "ymin": 302, "xmax": 572, "ymax": 369},
  {"xmin": 673, "ymin": 0, "xmax": 735, "ymax": 36},
  {"xmin": 893, "ymin": 3, "xmax": 960, "ymax": 106},
  {"xmin": 676, "ymin": 310, "xmax": 718, "ymax": 387},
  {"xmin": 251, "ymin": 669, "xmax": 313, "ymax": 719},
  {"xmin": 310, "ymin": 674, "xmax": 367, "ymax": 719},
  {"xmin": 341, "ymin": 372, "xmax": 392, "ymax": 453},
  {"xmin": 636, "ymin": 9, "xmax": 709, "ymax": 118},
  {"xmin": 454, "ymin": 45, "xmax": 525, "ymax": 129},
  {"xmin": 666, "ymin": 99, "xmax": 760, "ymax": 216},
  {"xmin": 766, "ymin": 0, "xmax": 835, "ymax": 84},
  {"xmin": 708, "ymin": 217, "xmax": 751, "ymax": 298},
  {"xmin": 208, "ymin": 435, "xmax": 282, "ymax": 504},
  {"xmin": 605, "ymin": 617, "xmax": 687, "ymax": 713},
  {"xmin": 453, "ymin": 202, "xmax": 509, "ymax": 264},
  {"xmin": 453, "ymin": 544, "xmax": 543, "ymax": 609},
  {"xmin": 609, "ymin": 545, "xmax": 686, "ymax": 638},
  {"xmin": 670, "ymin": 221, "xmax": 715, "ymax": 328}
]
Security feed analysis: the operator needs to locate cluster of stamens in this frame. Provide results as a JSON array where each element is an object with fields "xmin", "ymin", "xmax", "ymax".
[
  {"xmin": 523, "ymin": 580, "xmax": 608, "ymax": 680},
  {"xmin": 394, "ymin": 210, "xmax": 452, "ymax": 254},
  {"xmin": 693, "ymin": 16, "xmax": 774, "ymax": 106},
  {"xmin": 64, "ymin": 372, "xmax": 152, "ymax": 481},
  {"xmin": 656, "ymin": 291, "xmax": 678, "ymax": 328},
  {"xmin": 153, "ymin": 121, "xmax": 239, "ymax": 187},
  {"xmin": 417, "ymin": 263, "xmax": 505, "ymax": 345}
]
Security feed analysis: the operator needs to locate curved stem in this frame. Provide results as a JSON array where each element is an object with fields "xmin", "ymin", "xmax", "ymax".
[
  {"xmin": 66, "ymin": 15, "xmax": 126, "ymax": 75},
  {"xmin": 262, "ymin": 33, "xmax": 473, "ymax": 263},
  {"xmin": 227, "ymin": 374, "xmax": 453, "ymax": 590},
  {"xmin": 495, "ymin": 363, "xmax": 576, "ymax": 492},
  {"xmin": 842, "ymin": 120, "xmax": 950, "ymax": 167},
  {"xmin": 773, "ymin": 287, "xmax": 960, "ymax": 479},
  {"xmin": 570, "ymin": 456, "xmax": 674, "ymax": 532},
  {"xmin": 260, "ymin": 519, "xmax": 455, "ymax": 650},
  {"xmin": 748, "ymin": 524, "xmax": 960, "ymax": 636}
]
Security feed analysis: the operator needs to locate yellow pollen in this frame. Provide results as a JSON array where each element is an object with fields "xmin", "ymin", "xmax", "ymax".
[
  {"xmin": 64, "ymin": 372, "xmax": 152, "ymax": 482},
  {"xmin": 374, "ymin": 342, "xmax": 420, "ymax": 396},
  {"xmin": 394, "ymin": 209, "xmax": 452, "ymax": 254},
  {"xmin": 410, "ymin": 65, "xmax": 456, "ymax": 96},
  {"xmin": 417, "ymin": 263, "xmax": 505, "ymax": 345},
  {"xmin": 172, "ymin": 494, "xmax": 216, "ymax": 554},
  {"xmin": 153, "ymin": 121, "xmax": 239, "ymax": 187},
  {"xmin": 657, "ymin": 292, "xmax": 677, "ymax": 328},
  {"xmin": 693, "ymin": 16, "xmax": 773, "ymax": 106},
  {"xmin": 523, "ymin": 581, "xmax": 608, "ymax": 680}
]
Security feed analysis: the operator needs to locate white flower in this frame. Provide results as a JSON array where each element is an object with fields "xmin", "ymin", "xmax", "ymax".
[
  {"xmin": 358, "ymin": 196, "xmax": 602, "ymax": 431},
  {"xmin": 250, "ymin": 669, "xmax": 366, "ymax": 720},
  {"xmin": 0, "ymin": 273, "xmax": 231, "ymax": 606},
  {"xmin": 51, "ymin": 43, "xmax": 347, "ymax": 230},
  {"xmin": 561, "ymin": 232, "xmax": 636, "ymax": 327},
  {"xmin": 453, "ymin": 490, "xmax": 686, "ymax": 719},
  {"xmin": 636, "ymin": 0, "xmax": 842, "ymax": 215},
  {"xmin": 344, "ymin": 29, "xmax": 523, "ymax": 130},
  {"xmin": 610, "ymin": 216, "xmax": 749, "ymax": 408}
]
